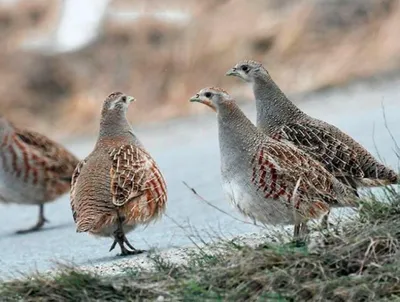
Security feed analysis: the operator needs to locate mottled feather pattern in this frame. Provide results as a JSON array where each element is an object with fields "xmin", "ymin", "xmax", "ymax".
[
  {"xmin": 70, "ymin": 159, "xmax": 87, "ymax": 223},
  {"xmin": 70, "ymin": 144, "xmax": 167, "ymax": 234},
  {"xmin": 70, "ymin": 153, "xmax": 122, "ymax": 234},
  {"xmin": 109, "ymin": 145, "xmax": 167, "ymax": 221},
  {"xmin": 209, "ymin": 87, "xmax": 230, "ymax": 95},
  {"xmin": 277, "ymin": 123, "xmax": 364, "ymax": 178},
  {"xmin": 245, "ymin": 60, "xmax": 398, "ymax": 188},
  {"xmin": 0, "ymin": 128, "xmax": 79, "ymax": 202},
  {"xmin": 250, "ymin": 141, "xmax": 355, "ymax": 220},
  {"xmin": 275, "ymin": 121, "xmax": 398, "ymax": 185}
]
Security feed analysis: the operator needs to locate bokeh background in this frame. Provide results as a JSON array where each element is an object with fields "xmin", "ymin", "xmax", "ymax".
[{"xmin": 1, "ymin": 0, "xmax": 399, "ymax": 138}]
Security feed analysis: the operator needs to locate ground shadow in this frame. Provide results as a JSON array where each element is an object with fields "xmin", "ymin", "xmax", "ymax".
[
  {"xmin": 78, "ymin": 251, "xmax": 148, "ymax": 267},
  {"xmin": 0, "ymin": 222, "xmax": 74, "ymax": 240}
]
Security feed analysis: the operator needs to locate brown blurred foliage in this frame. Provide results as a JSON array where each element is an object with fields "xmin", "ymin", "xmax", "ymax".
[{"xmin": 0, "ymin": 0, "xmax": 399, "ymax": 138}]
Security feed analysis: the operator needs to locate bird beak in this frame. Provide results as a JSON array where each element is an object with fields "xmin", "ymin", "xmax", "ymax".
[
  {"xmin": 127, "ymin": 96, "xmax": 136, "ymax": 103},
  {"xmin": 226, "ymin": 67, "xmax": 238, "ymax": 76},
  {"xmin": 189, "ymin": 94, "xmax": 216, "ymax": 112},
  {"xmin": 189, "ymin": 94, "xmax": 201, "ymax": 103}
]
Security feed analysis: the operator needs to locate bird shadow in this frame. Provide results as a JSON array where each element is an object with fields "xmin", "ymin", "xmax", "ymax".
[
  {"xmin": 79, "ymin": 251, "xmax": 148, "ymax": 266},
  {"xmin": 0, "ymin": 222, "xmax": 73, "ymax": 240}
]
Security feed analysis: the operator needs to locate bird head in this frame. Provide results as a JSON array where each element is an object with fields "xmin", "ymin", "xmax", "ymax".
[
  {"xmin": 102, "ymin": 92, "xmax": 136, "ymax": 115},
  {"xmin": 189, "ymin": 87, "xmax": 233, "ymax": 112},
  {"xmin": 226, "ymin": 60, "xmax": 267, "ymax": 83}
]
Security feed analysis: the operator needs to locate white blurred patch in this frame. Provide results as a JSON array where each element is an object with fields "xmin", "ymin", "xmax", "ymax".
[{"xmin": 22, "ymin": 0, "xmax": 110, "ymax": 53}]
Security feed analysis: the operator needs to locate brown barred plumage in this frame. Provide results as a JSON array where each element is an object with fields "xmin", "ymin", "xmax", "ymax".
[
  {"xmin": 70, "ymin": 92, "xmax": 167, "ymax": 256},
  {"xmin": 227, "ymin": 60, "xmax": 398, "ymax": 193},
  {"xmin": 250, "ymin": 143, "xmax": 354, "ymax": 222},
  {"xmin": 277, "ymin": 122, "xmax": 398, "ymax": 186},
  {"xmin": 0, "ymin": 117, "xmax": 79, "ymax": 233},
  {"xmin": 190, "ymin": 87, "xmax": 355, "ymax": 239}
]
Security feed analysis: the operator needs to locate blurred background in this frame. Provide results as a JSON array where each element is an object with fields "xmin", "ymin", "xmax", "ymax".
[
  {"xmin": 1, "ymin": 0, "xmax": 400, "ymax": 276},
  {"xmin": 0, "ymin": 0, "xmax": 399, "ymax": 138}
]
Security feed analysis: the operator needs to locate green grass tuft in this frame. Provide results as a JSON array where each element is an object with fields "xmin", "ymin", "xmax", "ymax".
[{"xmin": 1, "ymin": 187, "xmax": 400, "ymax": 301}]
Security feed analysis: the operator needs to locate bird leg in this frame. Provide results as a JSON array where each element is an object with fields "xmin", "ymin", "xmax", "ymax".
[
  {"xmin": 300, "ymin": 223, "xmax": 309, "ymax": 235},
  {"xmin": 293, "ymin": 222, "xmax": 309, "ymax": 246},
  {"xmin": 16, "ymin": 204, "xmax": 48, "ymax": 234},
  {"xmin": 320, "ymin": 210, "xmax": 330, "ymax": 230},
  {"xmin": 293, "ymin": 224, "xmax": 300, "ymax": 238},
  {"xmin": 109, "ymin": 215, "xmax": 144, "ymax": 256}
]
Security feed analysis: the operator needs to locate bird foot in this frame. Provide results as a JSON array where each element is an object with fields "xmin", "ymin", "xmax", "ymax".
[
  {"xmin": 118, "ymin": 248, "xmax": 145, "ymax": 257},
  {"xmin": 109, "ymin": 232, "xmax": 145, "ymax": 256},
  {"xmin": 15, "ymin": 217, "xmax": 49, "ymax": 234},
  {"xmin": 293, "ymin": 239, "xmax": 307, "ymax": 248},
  {"xmin": 109, "ymin": 240, "xmax": 118, "ymax": 252}
]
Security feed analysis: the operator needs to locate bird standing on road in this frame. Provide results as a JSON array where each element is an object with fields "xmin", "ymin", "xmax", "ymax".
[
  {"xmin": 190, "ymin": 87, "xmax": 355, "ymax": 238},
  {"xmin": 0, "ymin": 116, "xmax": 79, "ymax": 234},
  {"xmin": 70, "ymin": 92, "xmax": 167, "ymax": 256},
  {"xmin": 226, "ymin": 60, "xmax": 398, "ymax": 224}
]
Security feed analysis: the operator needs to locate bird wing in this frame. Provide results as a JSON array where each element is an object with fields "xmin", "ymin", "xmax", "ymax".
[
  {"xmin": 277, "ymin": 122, "xmax": 398, "ymax": 184},
  {"xmin": 274, "ymin": 122, "xmax": 365, "ymax": 179},
  {"xmin": 109, "ymin": 145, "xmax": 167, "ymax": 207},
  {"xmin": 70, "ymin": 159, "xmax": 87, "ymax": 223},
  {"xmin": 251, "ymin": 142, "xmax": 355, "ymax": 219},
  {"xmin": 15, "ymin": 129, "xmax": 79, "ymax": 180}
]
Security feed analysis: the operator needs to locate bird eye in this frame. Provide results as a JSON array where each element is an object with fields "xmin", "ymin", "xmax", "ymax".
[
  {"xmin": 241, "ymin": 65, "xmax": 249, "ymax": 72},
  {"xmin": 204, "ymin": 92, "xmax": 212, "ymax": 98},
  {"xmin": 121, "ymin": 96, "xmax": 127, "ymax": 102}
]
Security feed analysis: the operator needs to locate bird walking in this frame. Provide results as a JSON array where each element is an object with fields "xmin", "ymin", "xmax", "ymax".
[
  {"xmin": 70, "ymin": 92, "xmax": 167, "ymax": 256},
  {"xmin": 226, "ymin": 60, "xmax": 398, "ymax": 224},
  {"xmin": 189, "ymin": 87, "xmax": 355, "ymax": 238},
  {"xmin": 0, "ymin": 116, "xmax": 79, "ymax": 234}
]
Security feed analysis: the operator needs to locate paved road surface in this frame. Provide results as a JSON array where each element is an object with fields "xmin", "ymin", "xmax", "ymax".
[{"xmin": 1, "ymin": 78, "xmax": 399, "ymax": 278}]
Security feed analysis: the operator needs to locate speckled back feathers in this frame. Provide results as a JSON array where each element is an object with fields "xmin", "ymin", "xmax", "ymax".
[{"xmin": 0, "ymin": 121, "xmax": 79, "ymax": 203}]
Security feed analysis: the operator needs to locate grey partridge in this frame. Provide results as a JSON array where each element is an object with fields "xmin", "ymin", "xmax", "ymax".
[
  {"xmin": 70, "ymin": 92, "xmax": 167, "ymax": 256},
  {"xmin": 0, "ymin": 116, "xmax": 79, "ymax": 233},
  {"xmin": 190, "ymin": 87, "xmax": 355, "ymax": 238},
  {"xmin": 227, "ymin": 60, "xmax": 398, "ymax": 225}
]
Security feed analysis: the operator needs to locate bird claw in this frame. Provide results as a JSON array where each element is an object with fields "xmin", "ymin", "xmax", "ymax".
[
  {"xmin": 118, "ymin": 249, "xmax": 145, "ymax": 257},
  {"xmin": 109, "ymin": 240, "xmax": 118, "ymax": 252},
  {"xmin": 109, "ymin": 236, "xmax": 145, "ymax": 256}
]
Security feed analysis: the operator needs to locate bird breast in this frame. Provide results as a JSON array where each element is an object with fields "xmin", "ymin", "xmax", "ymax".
[{"xmin": 221, "ymin": 174, "xmax": 297, "ymax": 226}]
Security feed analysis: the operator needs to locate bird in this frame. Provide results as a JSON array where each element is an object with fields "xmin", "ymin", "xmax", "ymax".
[
  {"xmin": 0, "ymin": 116, "xmax": 79, "ymax": 234},
  {"xmin": 70, "ymin": 92, "xmax": 167, "ymax": 256},
  {"xmin": 189, "ymin": 87, "xmax": 355, "ymax": 238},
  {"xmin": 226, "ymin": 60, "xmax": 398, "ymax": 225}
]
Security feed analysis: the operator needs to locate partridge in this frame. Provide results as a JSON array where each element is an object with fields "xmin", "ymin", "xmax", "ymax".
[
  {"xmin": 0, "ymin": 116, "xmax": 79, "ymax": 233},
  {"xmin": 227, "ymin": 60, "xmax": 398, "ymax": 224},
  {"xmin": 190, "ymin": 87, "xmax": 355, "ymax": 238},
  {"xmin": 70, "ymin": 92, "xmax": 167, "ymax": 256}
]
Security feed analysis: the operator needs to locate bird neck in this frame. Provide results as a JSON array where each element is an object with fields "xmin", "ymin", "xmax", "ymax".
[
  {"xmin": 0, "ymin": 120, "xmax": 14, "ymax": 149},
  {"xmin": 217, "ymin": 103, "xmax": 260, "ymax": 157},
  {"xmin": 253, "ymin": 73, "xmax": 303, "ymax": 133},
  {"xmin": 97, "ymin": 110, "xmax": 137, "ymax": 146}
]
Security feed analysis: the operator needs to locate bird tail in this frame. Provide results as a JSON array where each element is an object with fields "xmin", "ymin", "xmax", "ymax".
[
  {"xmin": 362, "ymin": 164, "xmax": 399, "ymax": 187},
  {"xmin": 76, "ymin": 219, "xmax": 95, "ymax": 233},
  {"xmin": 359, "ymin": 176, "xmax": 398, "ymax": 188}
]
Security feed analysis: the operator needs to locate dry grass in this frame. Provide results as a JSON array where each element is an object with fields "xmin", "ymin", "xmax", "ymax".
[
  {"xmin": 1, "ymin": 184, "xmax": 400, "ymax": 301},
  {"xmin": 1, "ymin": 0, "xmax": 400, "ymax": 137}
]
